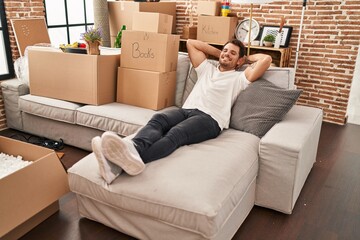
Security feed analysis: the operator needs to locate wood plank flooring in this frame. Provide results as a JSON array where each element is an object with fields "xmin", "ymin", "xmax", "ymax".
[{"xmin": 1, "ymin": 122, "xmax": 359, "ymax": 240}]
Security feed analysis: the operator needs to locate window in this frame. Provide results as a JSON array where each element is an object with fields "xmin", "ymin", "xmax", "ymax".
[
  {"xmin": 0, "ymin": 0, "xmax": 14, "ymax": 80},
  {"xmin": 44, "ymin": 0, "xmax": 94, "ymax": 47}
]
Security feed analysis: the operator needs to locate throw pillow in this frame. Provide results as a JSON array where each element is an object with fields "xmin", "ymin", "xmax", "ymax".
[
  {"xmin": 175, "ymin": 54, "xmax": 190, "ymax": 107},
  {"xmin": 230, "ymin": 79, "xmax": 302, "ymax": 138}
]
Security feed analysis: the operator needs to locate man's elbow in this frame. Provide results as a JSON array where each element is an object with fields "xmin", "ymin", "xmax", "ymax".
[
  {"xmin": 186, "ymin": 39, "xmax": 195, "ymax": 48},
  {"xmin": 264, "ymin": 55, "xmax": 272, "ymax": 66}
]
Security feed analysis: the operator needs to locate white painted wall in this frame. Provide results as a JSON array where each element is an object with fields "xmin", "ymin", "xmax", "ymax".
[{"xmin": 347, "ymin": 46, "xmax": 360, "ymax": 125}]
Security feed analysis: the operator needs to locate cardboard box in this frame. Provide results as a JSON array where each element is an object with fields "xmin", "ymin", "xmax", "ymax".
[
  {"xmin": 117, "ymin": 67, "xmax": 176, "ymax": 110},
  {"xmin": 0, "ymin": 136, "xmax": 69, "ymax": 239},
  {"xmin": 182, "ymin": 25, "xmax": 197, "ymax": 39},
  {"xmin": 197, "ymin": 1, "xmax": 221, "ymax": 16},
  {"xmin": 132, "ymin": 12, "xmax": 173, "ymax": 34},
  {"xmin": 28, "ymin": 48, "xmax": 120, "ymax": 105},
  {"xmin": 108, "ymin": 1, "xmax": 177, "ymax": 45},
  {"xmin": 121, "ymin": 31, "xmax": 180, "ymax": 72},
  {"xmin": 197, "ymin": 16, "xmax": 238, "ymax": 45}
]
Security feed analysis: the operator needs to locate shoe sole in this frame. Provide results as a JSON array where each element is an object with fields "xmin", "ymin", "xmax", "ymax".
[
  {"xmin": 102, "ymin": 133, "xmax": 144, "ymax": 176},
  {"xmin": 92, "ymin": 136, "xmax": 114, "ymax": 183}
]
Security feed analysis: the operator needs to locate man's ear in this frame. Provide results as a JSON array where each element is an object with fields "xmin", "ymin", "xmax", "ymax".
[{"xmin": 237, "ymin": 56, "xmax": 246, "ymax": 66}]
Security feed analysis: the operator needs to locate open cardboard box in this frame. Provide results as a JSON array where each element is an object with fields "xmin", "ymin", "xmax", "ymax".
[
  {"xmin": 28, "ymin": 47, "xmax": 120, "ymax": 105},
  {"xmin": 0, "ymin": 136, "xmax": 69, "ymax": 240}
]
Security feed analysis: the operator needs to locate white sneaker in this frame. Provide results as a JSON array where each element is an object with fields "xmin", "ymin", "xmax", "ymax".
[
  {"xmin": 101, "ymin": 131, "xmax": 145, "ymax": 176},
  {"xmin": 92, "ymin": 136, "xmax": 122, "ymax": 184}
]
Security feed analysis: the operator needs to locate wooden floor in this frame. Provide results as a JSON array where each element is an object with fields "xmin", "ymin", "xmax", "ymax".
[{"xmin": 1, "ymin": 122, "xmax": 360, "ymax": 240}]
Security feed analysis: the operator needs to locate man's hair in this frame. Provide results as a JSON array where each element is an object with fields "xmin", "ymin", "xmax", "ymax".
[{"xmin": 223, "ymin": 39, "xmax": 246, "ymax": 58}]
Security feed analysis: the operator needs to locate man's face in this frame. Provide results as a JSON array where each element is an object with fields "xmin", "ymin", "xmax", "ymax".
[{"xmin": 219, "ymin": 43, "xmax": 243, "ymax": 71}]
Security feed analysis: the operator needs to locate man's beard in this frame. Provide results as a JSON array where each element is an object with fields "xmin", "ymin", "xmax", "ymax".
[{"xmin": 219, "ymin": 59, "xmax": 234, "ymax": 70}]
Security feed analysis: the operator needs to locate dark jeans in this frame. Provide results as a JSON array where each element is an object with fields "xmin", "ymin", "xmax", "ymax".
[{"xmin": 132, "ymin": 108, "xmax": 221, "ymax": 163}]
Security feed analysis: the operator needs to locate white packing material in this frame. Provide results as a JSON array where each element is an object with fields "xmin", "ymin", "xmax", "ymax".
[{"xmin": 0, "ymin": 152, "xmax": 32, "ymax": 179}]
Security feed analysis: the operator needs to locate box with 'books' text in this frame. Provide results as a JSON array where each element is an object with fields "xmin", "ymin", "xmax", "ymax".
[{"xmin": 120, "ymin": 31, "xmax": 180, "ymax": 72}]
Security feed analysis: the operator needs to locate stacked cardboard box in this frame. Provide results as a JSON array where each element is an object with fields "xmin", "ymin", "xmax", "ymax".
[
  {"xmin": 117, "ymin": 12, "xmax": 180, "ymax": 110},
  {"xmin": 197, "ymin": 0, "xmax": 221, "ymax": 16},
  {"xmin": 194, "ymin": 1, "xmax": 237, "ymax": 45},
  {"xmin": 197, "ymin": 15, "xmax": 238, "ymax": 45},
  {"xmin": 108, "ymin": 1, "xmax": 177, "ymax": 46}
]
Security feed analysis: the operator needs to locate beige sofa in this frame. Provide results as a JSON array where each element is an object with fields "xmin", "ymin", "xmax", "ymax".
[{"xmin": 1, "ymin": 53, "xmax": 323, "ymax": 239}]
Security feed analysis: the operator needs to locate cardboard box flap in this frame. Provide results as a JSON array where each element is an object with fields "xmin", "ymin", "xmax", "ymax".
[
  {"xmin": 0, "ymin": 136, "xmax": 53, "ymax": 160},
  {"xmin": 11, "ymin": 18, "xmax": 51, "ymax": 57},
  {"xmin": 96, "ymin": 56, "xmax": 119, "ymax": 103}
]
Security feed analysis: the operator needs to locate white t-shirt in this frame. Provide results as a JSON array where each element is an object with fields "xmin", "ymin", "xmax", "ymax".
[{"xmin": 182, "ymin": 60, "xmax": 250, "ymax": 130}]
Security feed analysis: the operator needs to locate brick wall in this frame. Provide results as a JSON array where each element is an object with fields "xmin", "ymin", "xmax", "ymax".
[
  {"xmin": 1, "ymin": 0, "xmax": 359, "ymax": 130},
  {"xmin": 176, "ymin": 0, "xmax": 360, "ymax": 124},
  {"xmin": 0, "ymin": 0, "xmax": 45, "ymax": 130},
  {"xmin": 0, "ymin": 87, "xmax": 5, "ymax": 130}
]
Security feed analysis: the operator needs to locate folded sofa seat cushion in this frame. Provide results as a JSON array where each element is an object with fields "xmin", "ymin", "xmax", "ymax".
[
  {"xmin": 68, "ymin": 129, "xmax": 260, "ymax": 239},
  {"xmin": 76, "ymin": 103, "xmax": 177, "ymax": 137},
  {"xmin": 19, "ymin": 94, "xmax": 83, "ymax": 124},
  {"xmin": 230, "ymin": 79, "xmax": 302, "ymax": 138}
]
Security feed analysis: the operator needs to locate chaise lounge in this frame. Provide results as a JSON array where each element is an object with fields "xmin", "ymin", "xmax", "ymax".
[{"xmin": 1, "ymin": 52, "xmax": 323, "ymax": 239}]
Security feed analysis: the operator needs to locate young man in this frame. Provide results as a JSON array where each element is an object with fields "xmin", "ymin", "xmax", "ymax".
[{"xmin": 92, "ymin": 39, "xmax": 272, "ymax": 184}]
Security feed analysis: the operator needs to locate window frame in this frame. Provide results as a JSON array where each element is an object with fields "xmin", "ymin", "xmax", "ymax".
[
  {"xmin": 43, "ymin": 0, "xmax": 93, "ymax": 44},
  {"xmin": 0, "ymin": 0, "xmax": 15, "ymax": 80}
]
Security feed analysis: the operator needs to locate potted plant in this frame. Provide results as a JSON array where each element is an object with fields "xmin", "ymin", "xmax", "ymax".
[
  {"xmin": 81, "ymin": 27, "xmax": 102, "ymax": 55},
  {"xmin": 263, "ymin": 34, "xmax": 275, "ymax": 47},
  {"xmin": 114, "ymin": 25, "xmax": 126, "ymax": 48}
]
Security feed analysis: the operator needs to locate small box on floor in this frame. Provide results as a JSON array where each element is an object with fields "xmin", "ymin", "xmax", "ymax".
[
  {"xmin": 117, "ymin": 67, "xmax": 176, "ymax": 110},
  {"xmin": 0, "ymin": 136, "xmax": 69, "ymax": 240},
  {"xmin": 121, "ymin": 31, "xmax": 180, "ymax": 72},
  {"xmin": 197, "ymin": 15, "xmax": 238, "ymax": 44}
]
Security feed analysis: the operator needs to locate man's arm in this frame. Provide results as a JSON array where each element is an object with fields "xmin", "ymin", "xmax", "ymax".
[
  {"xmin": 244, "ymin": 54, "xmax": 272, "ymax": 82},
  {"xmin": 186, "ymin": 39, "xmax": 221, "ymax": 68}
]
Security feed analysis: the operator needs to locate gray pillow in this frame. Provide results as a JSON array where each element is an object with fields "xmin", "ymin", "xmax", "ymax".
[{"xmin": 230, "ymin": 79, "xmax": 302, "ymax": 138}]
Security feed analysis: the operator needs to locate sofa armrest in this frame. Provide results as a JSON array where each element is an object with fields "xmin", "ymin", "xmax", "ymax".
[
  {"xmin": 1, "ymin": 79, "xmax": 30, "ymax": 130},
  {"xmin": 255, "ymin": 105, "xmax": 323, "ymax": 214}
]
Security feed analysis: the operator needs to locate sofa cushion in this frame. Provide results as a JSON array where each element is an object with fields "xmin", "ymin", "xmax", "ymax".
[
  {"xmin": 19, "ymin": 94, "xmax": 83, "ymax": 124},
  {"xmin": 230, "ymin": 79, "xmax": 302, "ymax": 138},
  {"xmin": 68, "ymin": 129, "xmax": 259, "ymax": 239},
  {"xmin": 261, "ymin": 67, "xmax": 295, "ymax": 89},
  {"xmin": 1, "ymin": 79, "xmax": 30, "ymax": 130},
  {"xmin": 175, "ymin": 53, "xmax": 190, "ymax": 107},
  {"xmin": 76, "ymin": 103, "xmax": 177, "ymax": 137}
]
